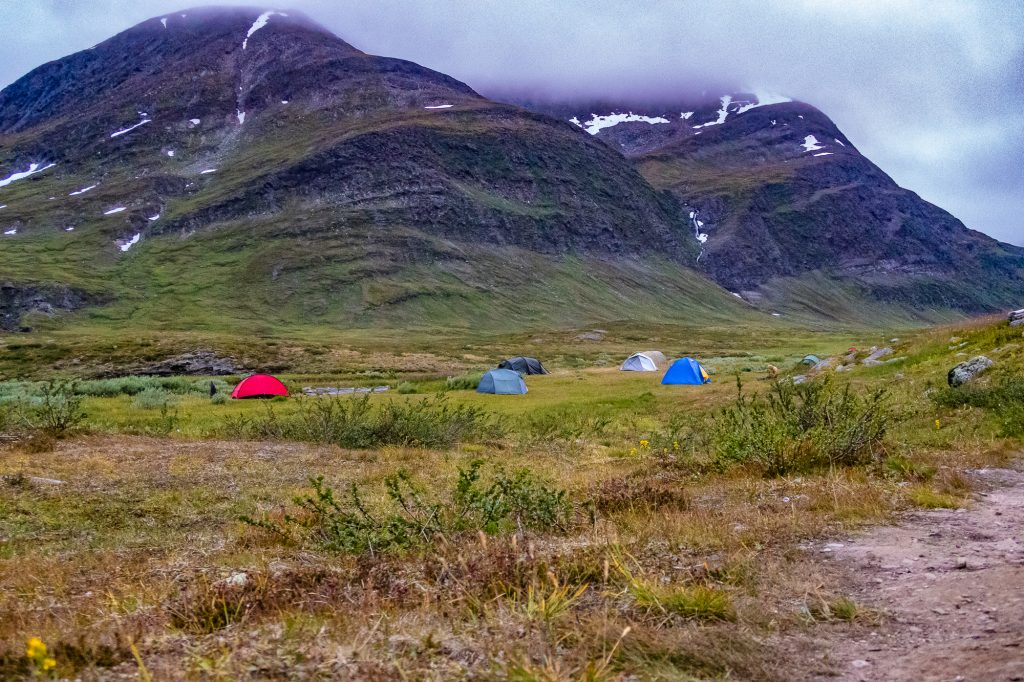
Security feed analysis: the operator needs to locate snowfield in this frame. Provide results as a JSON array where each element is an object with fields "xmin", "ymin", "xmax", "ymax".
[{"xmin": 0, "ymin": 162, "xmax": 56, "ymax": 188}]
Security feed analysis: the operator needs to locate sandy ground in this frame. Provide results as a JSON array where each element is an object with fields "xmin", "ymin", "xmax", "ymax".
[{"xmin": 820, "ymin": 467, "xmax": 1024, "ymax": 681}]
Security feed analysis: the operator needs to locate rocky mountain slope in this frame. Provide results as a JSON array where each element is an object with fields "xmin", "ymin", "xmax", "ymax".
[
  {"xmin": 0, "ymin": 7, "xmax": 1020, "ymax": 334},
  {"xmin": 519, "ymin": 94, "xmax": 1024, "ymax": 317}
]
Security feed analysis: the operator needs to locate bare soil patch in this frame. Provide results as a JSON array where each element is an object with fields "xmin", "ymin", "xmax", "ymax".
[{"xmin": 820, "ymin": 466, "xmax": 1024, "ymax": 681}]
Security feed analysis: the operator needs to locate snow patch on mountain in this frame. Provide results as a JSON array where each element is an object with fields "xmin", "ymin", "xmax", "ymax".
[
  {"xmin": 4, "ymin": 228, "xmax": 17, "ymax": 236},
  {"xmin": 189, "ymin": 118, "xmax": 200, "ymax": 126},
  {"xmin": 680, "ymin": 111, "xmax": 693, "ymax": 120},
  {"xmin": 835, "ymin": 139, "xmax": 846, "ymax": 147},
  {"xmin": 801, "ymin": 135, "xmax": 824, "ymax": 152},
  {"xmin": 424, "ymin": 104, "xmax": 453, "ymax": 109},
  {"xmin": 69, "ymin": 184, "xmax": 97, "ymax": 196},
  {"xmin": 0, "ymin": 162, "xmax": 56, "ymax": 188},
  {"xmin": 200, "ymin": 169, "xmax": 217, "ymax": 174},
  {"xmin": 692, "ymin": 95, "xmax": 732, "ymax": 129},
  {"xmin": 734, "ymin": 90, "xmax": 792, "ymax": 115},
  {"xmin": 236, "ymin": 110, "xmax": 246, "ymax": 125},
  {"xmin": 580, "ymin": 112, "xmax": 670, "ymax": 135},
  {"xmin": 104, "ymin": 206, "xmax": 126, "ymax": 215},
  {"xmin": 110, "ymin": 117, "xmax": 151, "ymax": 138},
  {"xmin": 813, "ymin": 152, "xmax": 833, "ymax": 157},
  {"xmin": 243, "ymin": 11, "xmax": 286, "ymax": 49},
  {"xmin": 160, "ymin": 17, "xmax": 167, "ymax": 28},
  {"xmin": 118, "ymin": 234, "xmax": 140, "ymax": 252}
]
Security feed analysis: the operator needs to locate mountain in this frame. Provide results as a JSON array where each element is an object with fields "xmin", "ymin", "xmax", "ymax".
[
  {"xmin": 516, "ymin": 94, "xmax": 1024, "ymax": 319},
  {"xmin": 0, "ymin": 6, "xmax": 753, "ymax": 333},
  {"xmin": 0, "ymin": 7, "xmax": 1020, "ymax": 336}
]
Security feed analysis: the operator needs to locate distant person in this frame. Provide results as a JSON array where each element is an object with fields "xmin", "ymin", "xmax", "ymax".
[{"xmin": 209, "ymin": 381, "xmax": 217, "ymax": 397}]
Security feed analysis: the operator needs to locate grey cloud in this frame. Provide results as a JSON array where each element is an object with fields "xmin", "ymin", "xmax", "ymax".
[{"xmin": 1, "ymin": 0, "xmax": 1020, "ymax": 244}]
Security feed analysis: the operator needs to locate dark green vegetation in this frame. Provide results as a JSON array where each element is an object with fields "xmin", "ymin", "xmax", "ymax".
[{"xmin": 1, "ymin": 315, "xmax": 1020, "ymax": 678}]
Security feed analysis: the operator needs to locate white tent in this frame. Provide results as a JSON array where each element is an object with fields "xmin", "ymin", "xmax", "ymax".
[{"xmin": 621, "ymin": 352, "xmax": 660, "ymax": 372}]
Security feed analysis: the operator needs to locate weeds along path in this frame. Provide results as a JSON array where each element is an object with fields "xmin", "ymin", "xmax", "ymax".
[{"xmin": 821, "ymin": 465, "xmax": 1024, "ymax": 681}]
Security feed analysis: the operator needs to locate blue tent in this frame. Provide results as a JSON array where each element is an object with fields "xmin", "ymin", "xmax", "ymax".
[
  {"xmin": 661, "ymin": 357, "xmax": 711, "ymax": 385},
  {"xmin": 477, "ymin": 369, "xmax": 528, "ymax": 395}
]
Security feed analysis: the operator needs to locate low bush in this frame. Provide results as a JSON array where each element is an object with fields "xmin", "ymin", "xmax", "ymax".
[
  {"xmin": 932, "ymin": 377, "xmax": 1024, "ymax": 437},
  {"xmin": 29, "ymin": 381, "xmax": 86, "ymax": 435},
  {"xmin": 242, "ymin": 460, "xmax": 573, "ymax": 555},
  {"xmin": 525, "ymin": 407, "xmax": 611, "ymax": 443},
  {"xmin": 444, "ymin": 372, "xmax": 483, "ymax": 391},
  {"xmin": 130, "ymin": 387, "xmax": 177, "ymax": 410},
  {"xmin": 224, "ymin": 394, "xmax": 499, "ymax": 449},
  {"xmin": 396, "ymin": 381, "xmax": 418, "ymax": 394},
  {"xmin": 709, "ymin": 376, "xmax": 892, "ymax": 476}
]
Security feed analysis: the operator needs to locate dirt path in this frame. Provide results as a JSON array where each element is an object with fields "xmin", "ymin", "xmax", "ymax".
[{"xmin": 821, "ymin": 467, "xmax": 1024, "ymax": 681}]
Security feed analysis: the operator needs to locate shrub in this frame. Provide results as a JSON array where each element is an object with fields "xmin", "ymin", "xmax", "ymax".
[
  {"xmin": 709, "ymin": 376, "xmax": 891, "ymax": 476},
  {"xmin": 932, "ymin": 377, "xmax": 1024, "ymax": 437},
  {"xmin": 525, "ymin": 407, "xmax": 611, "ymax": 443},
  {"xmin": 130, "ymin": 387, "xmax": 177, "ymax": 410},
  {"xmin": 242, "ymin": 460, "xmax": 573, "ymax": 555},
  {"xmin": 396, "ymin": 381, "xmax": 418, "ymax": 394},
  {"xmin": 210, "ymin": 393, "xmax": 228, "ymax": 405},
  {"xmin": 224, "ymin": 394, "xmax": 499, "ymax": 449},
  {"xmin": 444, "ymin": 373, "xmax": 483, "ymax": 391},
  {"xmin": 30, "ymin": 381, "xmax": 86, "ymax": 435}
]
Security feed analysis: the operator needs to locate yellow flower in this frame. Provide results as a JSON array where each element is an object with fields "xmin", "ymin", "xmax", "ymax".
[
  {"xmin": 639, "ymin": 439, "xmax": 649, "ymax": 448},
  {"xmin": 628, "ymin": 448, "xmax": 638, "ymax": 457},
  {"xmin": 935, "ymin": 419, "xmax": 941, "ymax": 430},
  {"xmin": 26, "ymin": 637, "xmax": 46, "ymax": 659},
  {"xmin": 673, "ymin": 441, "xmax": 680, "ymax": 450},
  {"xmin": 42, "ymin": 658, "xmax": 56, "ymax": 671}
]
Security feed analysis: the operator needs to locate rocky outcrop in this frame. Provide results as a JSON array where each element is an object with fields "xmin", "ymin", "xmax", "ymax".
[
  {"xmin": 133, "ymin": 351, "xmax": 243, "ymax": 376},
  {"xmin": 948, "ymin": 356, "xmax": 993, "ymax": 387},
  {"xmin": 0, "ymin": 282, "xmax": 100, "ymax": 331},
  {"xmin": 1010, "ymin": 309, "xmax": 1024, "ymax": 327}
]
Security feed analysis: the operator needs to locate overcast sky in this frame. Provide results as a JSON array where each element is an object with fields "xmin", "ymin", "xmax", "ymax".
[{"xmin": 1, "ymin": 0, "xmax": 1021, "ymax": 245}]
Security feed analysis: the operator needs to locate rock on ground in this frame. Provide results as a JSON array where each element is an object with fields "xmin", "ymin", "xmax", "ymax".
[{"xmin": 947, "ymin": 356, "xmax": 993, "ymax": 387}]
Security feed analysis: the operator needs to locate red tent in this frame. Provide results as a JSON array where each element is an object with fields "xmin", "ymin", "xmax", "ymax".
[{"xmin": 231, "ymin": 374, "xmax": 289, "ymax": 399}]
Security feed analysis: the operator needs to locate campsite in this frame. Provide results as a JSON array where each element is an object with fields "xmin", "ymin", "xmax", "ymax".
[
  {"xmin": 1, "ymin": 2, "xmax": 1023, "ymax": 679},
  {"xmin": 2, "ymin": 315, "xmax": 1023, "ymax": 679}
]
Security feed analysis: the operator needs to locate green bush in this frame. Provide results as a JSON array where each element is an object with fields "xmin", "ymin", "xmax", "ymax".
[
  {"xmin": 444, "ymin": 373, "xmax": 483, "ymax": 391},
  {"xmin": 932, "ymin": 377, "xmax": 1024, "ymax": 437},
  {"xmin": 242, "ymin": 460, "xmax": 572, "ymax": 555},
  {"xmin": 525, "ymin": 407, "xmax": 611, "ymax": 443},
  {"xmin": 29, "ymin": 381, "xmax": 86, "ymax": 435},
  {"xmin": 224, "ymin": 394, "xmax": 500, "ymax": 449},
  {"xmin": 131, "ymin": 387, "xmax": 177, "ymax": 410},
  {"xmin": 210, "ymin": 393, "xmax": 228, "ymax": 405},
  {"xmin": 396, "ymin": 382, "xmax": 418, "ymax": 394},
  {"xmin": 710, "ymin": 376, "xmax": 891, "ymax": 476}
]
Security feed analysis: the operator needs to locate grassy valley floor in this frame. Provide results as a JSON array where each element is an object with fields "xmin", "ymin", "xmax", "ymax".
[{"xmin": 1, "ymin": 315, "xmax": 1022, "ymax": 679}]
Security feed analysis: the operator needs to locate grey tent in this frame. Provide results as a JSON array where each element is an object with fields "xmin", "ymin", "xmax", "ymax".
[
  {"xmin": 641, "ymin": 350, "xmax": 667, "ymax": 366},
  {"xmin": 477, "ymin": 369, "xmax": 528, "ymax": 394},
  {"xmin": 498, "ymin": 357, "xmax": 548, "ymax": 375},
  {"xmin": 621, "ymin": 352, "xmax": 660, "ymax": 371}
]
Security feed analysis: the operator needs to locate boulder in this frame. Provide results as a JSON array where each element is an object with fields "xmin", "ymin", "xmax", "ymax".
[
  {"xmin": 862, "ymin": 347, "xmax": 893, "ymax": 366},
  {"xmin": 947, "ymin": 356, "xmax": 993, "ymax": 387},
  {"xmin": 1009, "ymin": 309, "xmax": 1024, "ymax": 327}
]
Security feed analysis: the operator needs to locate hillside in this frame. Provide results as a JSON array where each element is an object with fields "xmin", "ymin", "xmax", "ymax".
[
  {"xmin": 0, "ymin": 7, "xmax": 745, "ymax": 334},
  {"xmin": 519, "ymin": 94, "xmax": 1024, "ymax": 320}
]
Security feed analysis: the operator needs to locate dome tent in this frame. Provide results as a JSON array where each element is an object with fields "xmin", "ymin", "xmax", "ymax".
[
  {"xmin": 801, "ymin": 355, "xmax": 821, "ymax": 366},
  {"xmin": 661, "ymin": 358, "xmax": 711, "ymax": 385},
  {"xmin": 231, "ymin": 374, "xmax": 289, "ymax": 399},
  {"xmin": 498, "ymin": 357, "xmax": 548, "ymax": 375},
  {"xmin": 477, "ymin": 369, "xmax": 528, "ymax": 395},
  {"xmin": 621, "ymin": 352, "xmax": 659, "ymax": 372}
]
